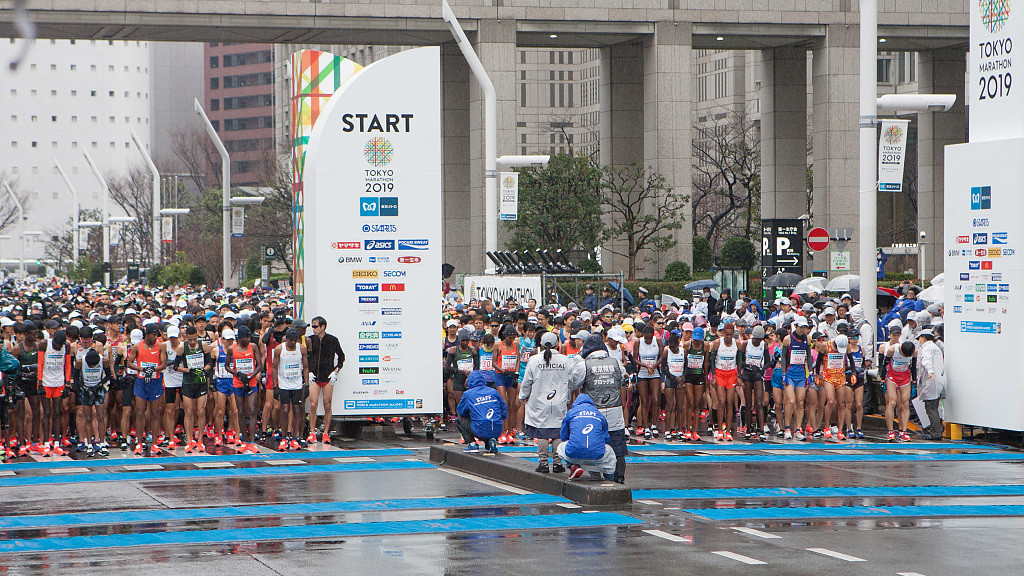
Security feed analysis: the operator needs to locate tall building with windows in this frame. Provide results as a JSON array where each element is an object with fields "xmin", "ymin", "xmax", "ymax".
[
  {"xmin": 517, "ymin": 48, "xmax": 602, "ymax": 159},
  {"xmin": 204, "ymin": 43, "xmax": 276, "ymax": 186},
  {"xmin": 0, "ymin": 39, "xmax": 155, "ymax": 263}
]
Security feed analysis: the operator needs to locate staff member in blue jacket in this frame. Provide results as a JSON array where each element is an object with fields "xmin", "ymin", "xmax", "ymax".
[
  {"xmin": 456, "ymin": 370, "xmax": 506, "ymax": 454},
  {"xmin": 557, "ymin": 393, "xmax": 616, "ymax": 481}
]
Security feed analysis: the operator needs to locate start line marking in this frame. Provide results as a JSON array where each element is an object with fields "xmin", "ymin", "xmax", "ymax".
[
  {"xmin": 807, "ymin": 547, "xmax": 865, "ymax": 562},
  {"xmin": 712, "ymin": 551, "xmax": 767, "ymax": 565},
  {"xmin": 731, "ymin": 526, "xmax": 781, "ymax": 539}
]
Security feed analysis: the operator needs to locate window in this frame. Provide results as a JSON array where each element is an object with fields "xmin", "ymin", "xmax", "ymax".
[
  {"xmin": 72, "ymin": 142, "xmax": 78, "ymax": 149},
  {"xmin": 51, "ymin": 142, "xmax": 57, "ymax": 148},
  {"xmin": 210, "ymin": 99, "xmax": 220, "ymax": 111},
  {"xmin": 91, "ymin": 142, "xmax": 97, "ymax": 148},
  {"xmin": 70, "ymin": 90, "xmax": 76, "ymax": 96},
  {"xmin": 877, "ymin": 58, "xmax": 891, "ymax": 84},
  {"xmin": 108, "ymin": 65, "xmax": 115, "ymax": 71},
  {"xmin": 8, "ymin": 89, "xmax": 14, "ymax": 96},
  {"xmin": 109, "ymin": 116, "xmax": 115, "ymax": 123},
  {"xmin": 30, "ymin": 89, "xmax": 37, "ymax": 96},
  {"xmin": 109, "ymin": 142, "xmax": 116, "ymax": 149},
  {"xmin": 91, "ymin": 65, "xmax": 96, "ymax": 71},
  {"xmin": 51, "ymin": 90, "xmax": 57, "ymax": 96},
  {"xmin": 108, "ymin": 91, "xmax": 115, "ymax": 97},
  {"xmin": 31, "ymin": 115, "xmax": 37, "ymax": 122},
  {"xmin": 221, "ymin": 50, "xmax": 272, "ymax": 67},
  {"xmin": 210, "ymin": 56, "xmax": 219, "ymax": 68},
  {"xmin": 9, "ymin": 115, "xmax": 14, "ymax": 122},
  {"xmin": 71, "ymin": 116, "xmax": 77, "ymax": 122},
  {"xmin": 210, "ymin": 77, "xmax": 219, "ymax": 90},
  {"xmin": 10, "ymin": 141, "xmax": 15, "ymax": 148},
  {"xmin": 91, "ymin": 90, "xmax": 96, "ymax": 97},
  {"xmin": 31, "ymin": 141, "xmax": 37, "ymax": 148},
  {"xmin": 91, "ymin": 116, "xmax": 97, "ymax": 123},
  {"xmin": 70, "ymin": 64, "xmax": 77, "ymax": 71},
  {"xmin": 50, "ymin": 64, "xmax": 56, "ymax": 71}
]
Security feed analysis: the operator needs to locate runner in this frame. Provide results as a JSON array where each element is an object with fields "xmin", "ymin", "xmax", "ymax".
[
  {"xmin": 126, "ymin": 324, "xmax": 166, "ymax": 455},
  {"xmin": 225, "ymin": 325, "xmax": 263, "ymax": 453},
  {"xmin": 306, "ymin": 317, "xmax": 344, "ymax": 445},
  {"xmin": 846, "ymin": 331, "xmax": 867, "ymax": 438},
  {"xmin": 161, "ymin": 325, "xmax": 183, "ymax": 449},
  {"xmin": 492, "ymin": 324, "xmax": 520, "ymax": 445},
  {"xmin": 815, "ymin": 334, "xmax": 849, "ymax": 441},
  {"xmin": 74, "ymin": 332, "xmax": 110, "ymax": 456},
  {"xmin": 176, "ymin": 325, "xmax": 210, "ymax": 453},
  {"xmin": 632, "ymin": 324, "xmax": 663, "ymax": 439},
  {"xmin": 273, "ymin": 328, "xmax": 309, "ymax": 451},
  {"xmin": 709, "ymin": 321, "xmax": 739, "ymax": 441},
  {"xmin": 682, "ymin": 326, "xmax": 709, "ymax": 441},
  {"xmin": 38, "ymin": 326, "xmax": 71, "ymax": 456},
  {"xmin": 211, "ymin": 326, "xmax": 238, "ymax": 448},
  {"xmin": 780, "ymin": 317, "xmax": 810, "ymax": 440},
  {"xmin": 739, "ymin": 325, "xmax": 767, "ymax": 441},
  {"xmin": 660, "ymin": 330, "xmax": 685, "ymax": 440},
  {"xmin": 883, "ymin": 340, "xmax": 916, "ymax": 442}
]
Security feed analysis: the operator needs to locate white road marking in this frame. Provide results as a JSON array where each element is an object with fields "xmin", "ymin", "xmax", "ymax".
[
  {"xmin": 582, "ymin": 510, "xmax": 599, "ymax": 513},
  {"xmin": 265, "ymin": 459, "xmax": 305, "ymax": 466},
  {"xmin": 637, "ymin": 450, "xmax": 676, "ymax": 456},
  {"xmin": 195, "ymin": 461, "xmax": 234, "ymax": 469},
  {"xmin": 636, "ymin": 499, "xmax": 662, "ymax": 505},
  {"xmin": 438, "ymin": 468, "xmax": 531, "ymax": 494},
  {"xmin": 697, "ymin": 451, "xmax": 749, "ymax": 456},
  {"xmin": 731, "ymin": 527, "xmax": 781, "ymax": 539},
  {"xmin": 712, "ymin": 551, "xmax": 767, "ymax": 565},
  {"xmin": 122, "ymin": 464, "xmax": 164, "ymax": 471},
  {"xmin": 897, "ymin": 572, "xmax": 929, "ymax": 576},
  {"xmin": 759, "ymin": 449, "xmax": 794, "ymax": 455},
  {"xmin": 0, "ymin": 470, "xmax": 15, "ymax": 476},
  {"xmin": 332, "ymin": 456, "xmax": 375, "ymax": 463},
  {"xmin": 556, "ymin": 502, "xmax": 582, "ymax": 509},
  {"xmin": 643, "ymin": 529, "xmax": 689, "ymax": 542},
  {"xmin": 51, "ymin": 467, "xmax": 89, "ymax": 473},
  {"xmin": 404, "ymin": 458, "xmax": 421, "ymax": 462},
  {"xmin": 807, "ymin": 548, "xmax": 866, "ymax": 562},
  {"xmin": 890, "ymin": 449, "xmax": 934, "ymax": 455},
  {"xmin": 824, "ymin": 449, "xmax": 871, "ymax": 455}
]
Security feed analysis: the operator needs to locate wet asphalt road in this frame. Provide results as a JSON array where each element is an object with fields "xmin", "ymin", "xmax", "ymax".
[{"xmin": 0, "ymin": 428, "xmax": 1021, "ymax": 575}]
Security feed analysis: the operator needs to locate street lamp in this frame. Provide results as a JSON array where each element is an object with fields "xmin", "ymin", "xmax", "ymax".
[
  {"xmin": 877, "ymin": 94, "xmax": 957, "ymax": 113},
  {"xmin": 194, "ymin": 98, "xmax": 234, "ymax": 288},
  {"xmin": 82, "ymin": 150, "xmax": 113, "ymax": 287},
  {"xmin": 496, "ymin": 155, "xmax": 550, "ymax": 168},
  {"xmin": 53, "ymin": 159, "xmax": 82, "ymax": 267},
  {"xmin": 129, "ymin": 125, "xmax": 162, "ymax": 267}
]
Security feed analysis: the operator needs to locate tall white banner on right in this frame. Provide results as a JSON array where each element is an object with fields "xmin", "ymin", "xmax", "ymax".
[{"xmin": 971, "ymin": 0, "xmax": 1020, "ymax": 142}]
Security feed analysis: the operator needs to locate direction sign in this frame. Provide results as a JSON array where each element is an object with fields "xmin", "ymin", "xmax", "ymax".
[
  {"xmin": 761, "ymin": 219, "xmax": 804, "ymax": 279},
  {"xmin": 807, "ymin": 227, "xmax": 830, "ymax": 251}
]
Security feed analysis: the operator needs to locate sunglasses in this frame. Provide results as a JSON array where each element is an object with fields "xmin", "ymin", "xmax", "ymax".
[{"xmin": 311, "ymin": 324, "xmax": 323, "ymax": 328}]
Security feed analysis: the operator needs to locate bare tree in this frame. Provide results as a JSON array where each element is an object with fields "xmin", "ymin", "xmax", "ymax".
[
  {"xmin": 249, "ymin": 150, "xmax": 295, "ymax": 274},
  {"xmin": 691, "ymin": 110, "xmax": 760, "ymax": 251},
  {"xmin": 43, "ymin": 208, "xmax": 102, "ymax": 275},
  {"xmin": 172, "ymin": 125, "xmax": 222, "ymax": 192},
  {"xmin": 0, "ymin": 173, "xmax": 31, "ymax": 234},
  {"xmin": 107, "ymin": 166, "xmax": 156, "ymax": 267},
  {"xmin": 600, "ymin": 163, "xmax": 688, "ymax": 280}
]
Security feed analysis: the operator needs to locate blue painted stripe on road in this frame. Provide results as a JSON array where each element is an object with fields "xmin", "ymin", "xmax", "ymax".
[
  {"xmin": 0, "ymin": 449, "xmax": 412, "ymax": 471},
  {"xmin": 687, "ymin": 504, "xmax": 1024, "ymax": 521},
  {"xmin": 0, "ymin": 494, "xmax": 568, "ymax": 530},
  {"xmin": 0, "ymin": 512, "xmax": 643, "ymax": 554},
  {"xmin": 625, "ymin": 453, "xmax": 1024, "ymax": 464},
  {"xmin": 496, "ymin": 442, "xmax": 991, "ymax": 453},
  {"xmin": 635, "ymin": 484, "xmax": 1024, "ymax": 500},
  {"xmin": 0, "ymin": 461, "xmax": 431, "ymax": 487}
]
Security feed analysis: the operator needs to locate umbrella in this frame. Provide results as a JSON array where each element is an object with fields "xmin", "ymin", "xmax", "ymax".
[
  {"xmin": 685, "ymin": 279, "xmax": 720, "ymax": 290},
  {"xmin": 930, "ymin": 272, "xmax": 944, "ymax": 286},
  {"xmin": 918, "ymin": 284, "xmax": 943, "ymax": 303},
  {"xmin": 824, "ymin": 274, "xmax": 860, "ymax": 293},
  {"xmin": 793, "ymin": 276, "xmax": 827, "ymax": 295},
  {"xmin": 693, "ymin": 288, "xmax": 721, "ymax": 300},
  {"xmin": 849, "ymin": 286, "xmax": 898, "ymax": 307},
  {"xmin": 764, "ymin": 272, "xmax": 802, "ymax": 288},
  {"xmin": 606, "ymin": 282, "xmax": 635, "ymax": 307}
]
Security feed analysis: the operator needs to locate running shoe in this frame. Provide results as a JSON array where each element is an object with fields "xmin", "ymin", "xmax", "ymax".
[
  {"xmin": 713, "ymin": 430, "xmax": 722, "ymax": 441},
  {"xmin": 900, "ymin": 431, "xmax": 911, "ymax": 442},
  {"xmin": 290, "ymin": 439, "xmax": 301, "ymax": 451},
  {"xmin": 76, "ymin": 442, "xmax": 87, "ymax": 453},
  {"xmin": 119, "ymin": 440, "xmax": 128, "ymax": 451},
  {"xmin": 184, "ymin": 441, "xmax": 195, "ymax": 454},
  {"xmin": 322, "ymin": 432, "xmax": 331, "ymax": 444},
  {"xmin": 236, "ymin": 442, "xmax": 248, "ymax": 453},
  {"xmin": 61, "ymin": 436, "xmax": 71, "ymax": 448},
  {"xmin": 813, "ymin": 429, "xmax": 824, "ymax": 439},
  {"xmin": 272, "ymin": 429, "xmax": 283, "ymax": 441},
  {"xmin": 85, "ymin": 445, "xmax": 95, "ymax": 458},
  {"xmin": 150, "ymin": 444, "xmax": 161, "ymax": 455},
  {"xmin": 643, "ymin": 428, "xmax": 652, "ymax": 440},
  {"xmin": 823, "ymin": 428, "xmax": 832, "ymax": 439},
  {"xmin": 651, "ymin": 425, "xmax": 659, "ymax": 438},
  {"xmin": 763, "ymin": 425, "xmax": 771, "ymax": 435},
  {"xmin": 759, "ymin": 433, "xmax": 767, "ymax": 441},
  {"xmin": 837, "ymin": 432, "xmax": 846, "ymax": 440},
  {"xmin": 567, "ymin": 464, "xmax": 584, "ymax": 480},
  {"xmin": 724, "ymin": 431, "xmax": 733, "ymax": 442},
  {"xmin": 5, "ymin": 447, "xmax": 14, "ymax": 460},
  {"xmin": 7, "ymin": 436, "xmax": 16, "ymax": 448},
  {"xmin": 535, "ymin": 461, "xmax": 550, "ymax": 473},
  {"xmin": 485, "ymin": 438, "xmax": 499, "ymax": 454},
  {"xmin": 245, "ymin": 443, "xmax": 260, "ymax": 454},
  {"xmin": 307, "ymin": 433, "xmax": 317, "ymax": 444},
  {"xmin": 17, "ymin": 445, "xmax": 28, "ymax": 457},
  {"xmin": 551, "ymin": 461, "xmax": 565, "ymax": 473},
  {"xmin": 214, "ymin": 435, "xmax": 223, "ymax": 447},
  {"xmin": 700, "ymin": 409, "xmax": 709, "ymax": 420},
  {"xmin": 197, "ymin": 441, "xmax": 206, "ymax": 453},
  {"xmin": 133, "ymin": 443, "xmax": 144, "ymax": 455},
  {"xmin": 805, "ymin": 425, "xmax": 814, "ymax": 436},
  {"xmin": 98, "ymin": 444, "xmax": 109, "ymax": 457},
  {"xmin": 777, "ymin": 429, "xmax": 786, "ymax": 438},
  {"xmin": 206, "ymin": 425, "xmax": 216, "ymax": 439},
  {"xmin": 158, "ymin": 437, "xmax": 170, "ymax": 448},
  {"xmin": 32, "ymin": 442, "xmax": 44, "ymax": 454},
  {"xmin": 278, "ymin": 439, "xmax": 288, "ymax": 451},
  {"xmin": 464, "ymin": 442, "xmax": 481, "ymax": 454},
  {"xmin": 856, "ymin": 429, "xmax": 865, "ymax": 439},
  {"xmin": 110, "ymin": 430, "xmax": 119, "ymax": 441},
  {"xmin": 517, "ymin": 430, "xmax": 526, "ymax": 440},
  {"xmin": 794, "ymin": 430, "xmax": 805, "ymax": 441},
  {"xmin": 830, "ymin": 425, "xmax": 839, "ymax": 436},
  {"xmin": 298, "ymin": 437, "xmax": 309, "ymax": 448}
]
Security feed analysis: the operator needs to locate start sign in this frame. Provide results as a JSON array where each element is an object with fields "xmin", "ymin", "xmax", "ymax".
[{"xmin": 807, "ymin": 227, "xmax": 830, "ymax": 252}]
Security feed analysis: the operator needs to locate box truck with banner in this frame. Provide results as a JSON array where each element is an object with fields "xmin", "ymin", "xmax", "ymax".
[{"xmin": 302, "ymin": 47, "xmax": 442, "ymax": 416}]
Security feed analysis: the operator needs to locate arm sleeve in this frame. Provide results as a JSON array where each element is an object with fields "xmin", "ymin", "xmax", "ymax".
[{"xmin": 518, "ymin": 359, "xmax": 534, "ymax": 402}]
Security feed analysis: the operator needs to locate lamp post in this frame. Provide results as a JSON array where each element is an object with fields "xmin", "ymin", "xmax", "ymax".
[
  {"xmin": 194, "ymin": 98, "xmax": 233, "ymax": 288},
  {"xmin": 82, "ymin": 150, "xmax": 112, "ymax": 287},
  {"xmin": 1, "ymin": 180, "xmax": 26, "ymax": 276},
  {"xmin": 129, "ymin": 125, "xmax": 162, "ymax": 267},
  {"xmin": 53, "ymin": 159, "xmax": 80, "ymax": 267}
]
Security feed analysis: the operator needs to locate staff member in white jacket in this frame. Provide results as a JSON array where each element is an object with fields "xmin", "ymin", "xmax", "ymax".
[
  {"xmin": 519, "ymin": 332, "xmax": 572, "ymax": 474},
  {"xmin": 917, "ymin": 329, "xmax": 946, "ymax": 440}
]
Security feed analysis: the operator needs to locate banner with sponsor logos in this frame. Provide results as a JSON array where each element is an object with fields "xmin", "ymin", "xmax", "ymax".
[
  {"xmin": 303, "ymin": 47, "xmax": 441, "ymax": 416},
  {"xmin": 944, "ymin": 139, "xmax": 1024, "ymax": 430},
  {"xmin": 465, "ymin": 275, "xmax": 542, "ymax": 306},
  {"xmin": 878, "ymin": 119, "xmax": 909, "ymax": 193}
]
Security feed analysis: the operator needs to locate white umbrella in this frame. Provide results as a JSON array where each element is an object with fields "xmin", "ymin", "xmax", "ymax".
[
  {"xmin": 825, "ymin": 274, "xmax": 861, "ymax": 293},
  {"xmin": 793, "ymin": 277, "xmax": 827, "ymax": 295},
  {"xmin": 930, "ymin": 272, "xmax": 944, "ymax": 286},
  {"xmin": 918, "ymin": 284, "xmax": 944, "ymax": 303}
]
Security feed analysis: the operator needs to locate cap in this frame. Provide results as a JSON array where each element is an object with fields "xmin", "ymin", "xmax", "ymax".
[
  {"xmin": 734, "ymin": 300, "xmax": 745, "ymax": 309},
  {"xmin": 918, "ymin": 329, "xmax": 935, "ymax": 339},
  {"xmin": 235, "ymin": 326, "xmax": 251, "ymax": 339},
  {"xmin": 811, "ymin": 331, "xmax": 825, "ymax": 340},
  {"xmin": 0, "ymin": 317, "xmax": 13, "ymax": 327},
  {"xmin": 470, "ymin": 330, "xmax": 484, "ymax": 341},
  {"xmin": 622, "ymin": 323, "xmax": 634, "ymax": 333},
  {"xmin": 575, "ymin": 330, "xmax": 591, "ymax": 342},
  {"xmin": 607, "ymin": 327, "xmax": 628, "ymax": 344},
  {"xmin": 580, "ymin": 311, "xmax": 592, "ymax": 322},
  {"xmin": 802, "ymin": 303, "xmax": 815, "ymax": 312},
  {"xmin": 166, "ymin": 325, "xmax": 180, "ymax": 338},
  {"xmin": 751, "ymin": 325, "xmax": 765, "ymax": 339},
  {"xmin": 285, "ymin": 328, "xmax": 301, "ymax": 341},
  {"xmin": 888, "ymin": 318, "xmax": 904, "ymax": 329},
  {"xmin": 291, "ymin": 318, "xmax": 309, "ymax": 330},
  {"xmin": 841, "ymin": 293, "xmax": 852, "ymax": 300},
  {"xmin": 125, "ymin": 308, "xmax": 138, "ymax": 316},
  {"xmin": 144, "ymin": 324, "xmax": 160, "ymax": 336},
  {"xmin": 692, "ymin": 327, "xmax": 705, "ymax": 341},
  {"xmin": 221, "ymin": 328, "xmax": 236, "ymax": 340},
  {"xmin": 927, "ymin": 303, "xmax": 942, "ymax": 315},
  {"xmin": 834, "ymin": 334, "xmax": 849, "ymax": 354},
  {"xmin": 638, "ymin": 287, "xmax": 648, "ymax": 294},
  {"xmin": 794, "ymin": 317, "xmax": 809, "ymax": 327},
  {"xmin": 540, "ymin": 332, "xmax": 559, "ymax": 348},
  {"xmin": 129, "ymin": 329, "xmax": 144, "ymax": 345},
  {"xmin": 824, "ymin": 308, "xmax": 836, "ymax": 316},
  {"xmin": 446, "ymin": 319, "xmax": 459, "ymax": 328},
  {"xmin": 682, "ymin": 322, "xmax": 694, "ymax": 332}
]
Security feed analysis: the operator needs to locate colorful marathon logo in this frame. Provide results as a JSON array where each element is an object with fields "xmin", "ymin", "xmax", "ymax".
[
  {"xmin": 364, "ymin": 137, "xmax": 394, "ymax": 167},
  {"xmin": 883, "ymin": 124, "xmax": 903, "ymax": 145},
  {"xmin": 980, "ymin": 0, "xmax": 1011, "ymax": 34}
]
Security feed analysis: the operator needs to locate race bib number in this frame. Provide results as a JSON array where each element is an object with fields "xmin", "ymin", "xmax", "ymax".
[
  {"xmin": 479, "ymin": 355, "xmax": 493, "ymax": 371},
  {"xmin": 235, "ymin": 358, "xmax": 255, "ymax": 375},
  {"xmin": 501, "ymin": 355, "xmax": 517, "ymax": 371},
  {"xmin": 746, "ymin": 353, "xmax": 763, "ymax": 369},
  {"xmin": 456, "ymin": 358, "xmax": 473, "ymax": 372},
  {"xmin": 520, "ymin": 348, "xmax": 532, "ymax": 363},
  {"xmin": 790, "ymin": 349, "xmax": 806, "ymax": 366},
  {"xmin": 717, "ymin": 356, "xmax": 736, "ymax": 371},
  {"xmin": 281, "ymin": 362, "xmax": 301, "ymax": 381},
  {"xmin": 668, "ymin": 358, "xmax": 685, "ymax": 377},
  {"xmin": 687, "ymin": 354, "xmax": 703, "ymax": 369},
  {"xmin": 140, "ymin": 361, "xmax": 157, "ymax": 370},
  {"xmin": 892, "ymin": 358, "xmax": 910, "ymax": 371},
  {"xmin": 186, "ymin": 353, "xmax": 205, "ymax": 370},
  {"xmin": 827, "ymin": 353, "xmax": 844, "ymax": 370},
  {"xmin": 45, "ymin": 355, "xmax": 62, "ymax": 371},
  {"xmin": 83, "ymin": 366, "xmax": 102, "ymax": 387}
]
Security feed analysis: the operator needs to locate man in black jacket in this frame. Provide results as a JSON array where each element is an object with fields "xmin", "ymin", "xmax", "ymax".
[{"xmin": 305, "ymin": 316, "xmax": 344, "ymax": 444}]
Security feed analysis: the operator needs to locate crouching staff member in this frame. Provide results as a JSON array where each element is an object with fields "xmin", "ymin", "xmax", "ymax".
[{"xmin": 569, "ymin": 334, "xmax": 627, "ymax": 484}]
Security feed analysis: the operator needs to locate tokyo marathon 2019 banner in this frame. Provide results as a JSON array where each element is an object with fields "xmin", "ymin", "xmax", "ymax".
[{"xmin": 303, "ymin": 47, "xmax": 442, "ymax": 416}]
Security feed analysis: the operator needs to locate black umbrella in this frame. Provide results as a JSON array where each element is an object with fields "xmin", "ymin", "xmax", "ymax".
[
  {"xmin": 764, "ymin": 272, "xmax": 802, "ymax": 288},
  {"xmin": 849, "ymin": 287, "xmax": 897, "ymax": 307},
  {"xmin": 607, "ymin": 282, "xmax": 635, "ymax": 307},
  {"xmin": 684, "ymin": 279, "xmax": 720, "ymax": 290}
]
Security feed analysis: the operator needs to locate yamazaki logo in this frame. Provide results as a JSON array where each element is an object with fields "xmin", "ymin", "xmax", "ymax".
[{"xmin": 332, "ymin": 242, "xmax": 361, "ymax": 249}]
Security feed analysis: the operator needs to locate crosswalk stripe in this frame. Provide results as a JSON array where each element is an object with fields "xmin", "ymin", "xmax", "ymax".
[
  {"xmin": 807, "ymin": 547, "xmax": 866, "ymax": 562},
  {"xmin": 713, "ymin": 551, "xmax": 767, "ymax": 565}
]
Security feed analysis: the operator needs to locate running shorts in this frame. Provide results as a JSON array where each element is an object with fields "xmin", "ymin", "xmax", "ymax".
[
  {"xmin": 664, "ymin": 375, "xmax": 682, "ymax": 390},
  {"xmin": 164, "ymin": 387, "xmax": 180, "ymax": 403},
  {"xmin": 134, "ymin": 378, "xmax": 164, "ymax": 402},
  {"xmin": 214, "ymin": 378, "xmax": 234, "ymax": 396},
  {"xmin": 43, "ymin": 385, "xmax": 64, "ymax": 399},
  {"xmin": 715, "ymin": 369, "xmax": 738, "ymax": 389},
  {"xmin": 233, "ymin": 384, "xmax": 258, "ymax": 398},
  {"xmin": 182, "ymin": 381, "xmax": 208, "ymax": 399},
  {"xmin": 274, "ymin": 388, "xmax": 304, "ymax": 406},
  {"xmin": 684, "ymin": 373, "xmax": 705, "ymax": 387},
  {"xmin": 77, "ymin": 383, "xmax": 107, "ymax": 407}
]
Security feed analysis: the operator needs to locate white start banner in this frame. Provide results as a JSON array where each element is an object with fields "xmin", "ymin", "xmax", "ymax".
[
  {"xmin": 303, "ymin": 47, "xmax": 442, "ymax": 415},
  {"xmin": 971, "ymin": 0, "xmax": 1019, "ymax": 142},
  {"xmin": 878, "ymin": 119, "xmax": 909, "ymax": 193},
  {"xmin": 465, "ymin": 275, "xmax": 542, "ymax": 306},
  {"xmin": 944, "ymin": 138, "xmax": 1024, "ymax": 431}
]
